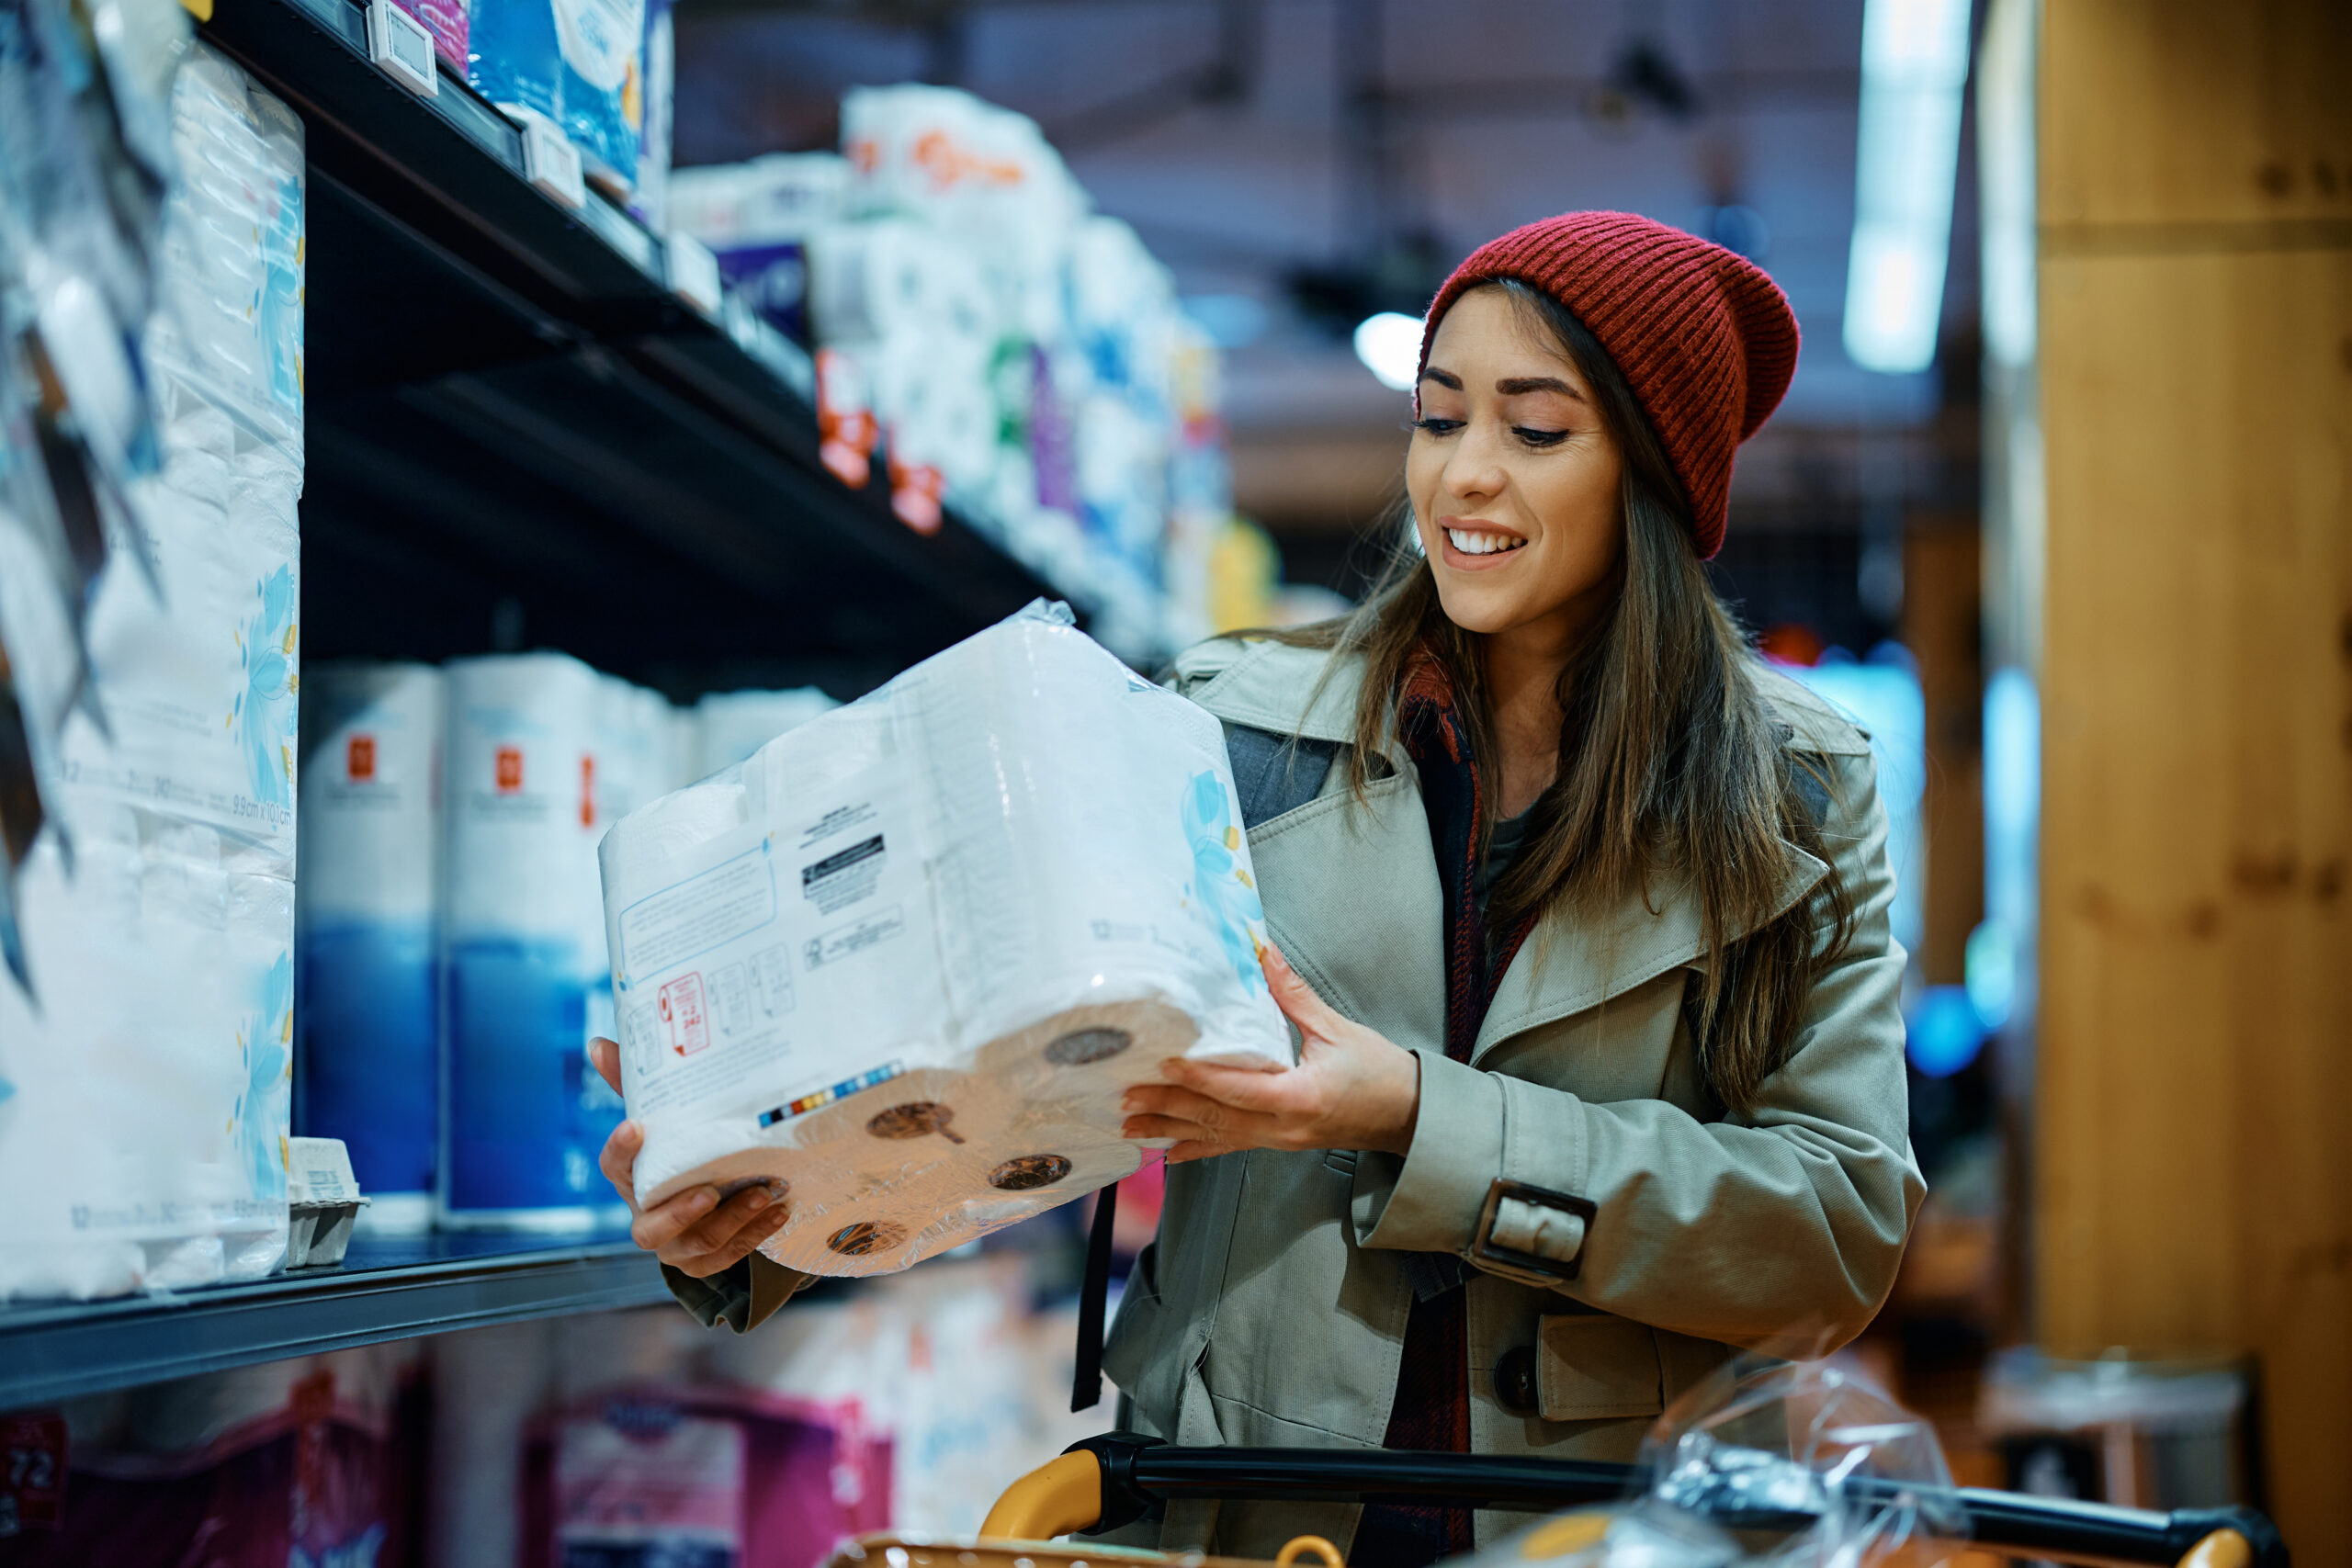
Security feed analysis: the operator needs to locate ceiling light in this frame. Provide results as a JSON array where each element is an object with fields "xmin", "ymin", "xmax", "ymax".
[
  {"xmin": 1843, "ymin": 0, "xmax": 1973, "ymax": 375},
  {"xmin": 1352, "ymin": 311, "xmax": 1423, "ymax": 390}
]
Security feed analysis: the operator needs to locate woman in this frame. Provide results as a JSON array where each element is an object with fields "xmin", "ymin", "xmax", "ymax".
[{"xmin": 590, "ymin": 211, "xmax": 1921, "ymax": 1564}]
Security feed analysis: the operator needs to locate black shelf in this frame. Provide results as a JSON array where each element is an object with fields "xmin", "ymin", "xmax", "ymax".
[
  {"xmin": 0, "ymin": 1234, "xmax": 673, "ymax": 1410},
  {"xmin": 198, "ymin": 0, "xmax": 1069, "ymax": 686}
]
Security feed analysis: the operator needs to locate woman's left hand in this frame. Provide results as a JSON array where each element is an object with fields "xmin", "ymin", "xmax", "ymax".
[{"xmin": 1121, "ymin": 943, "xmax": 1422, "ymax": 1163}]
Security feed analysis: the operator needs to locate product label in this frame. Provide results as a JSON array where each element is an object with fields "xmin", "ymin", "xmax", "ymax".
[
  {"xmin": 552, "ymin": 0, "xmax": 644, "ymax": 90},
  {"xmin": 0, "ymin": 1414, "xmax": 66, "ymax": 1535},
  {"xmin": 346, "ymin": 734, "xmax": 377, "ymax": 782},
  {"xmin": 657, "ymin": 974, "xmax": 708, "ymax": 1056},
  {"xmin": 616, "ymin": 845, "xmax": 777, "ymax": 978}
]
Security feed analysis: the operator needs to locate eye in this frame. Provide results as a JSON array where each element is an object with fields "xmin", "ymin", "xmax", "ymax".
[
  {"xmin": 1513, "ymin": 426, "xmax": 1569, "ymax": 448},
  {"xmin": 1411, "ymin": 417, "xmax": 1463, "ymax": 436}
]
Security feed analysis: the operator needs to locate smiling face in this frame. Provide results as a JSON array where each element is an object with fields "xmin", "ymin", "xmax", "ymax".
[{"xmin": 1407, "ymin": 286, "xmax": 1627, "ymax": 650}]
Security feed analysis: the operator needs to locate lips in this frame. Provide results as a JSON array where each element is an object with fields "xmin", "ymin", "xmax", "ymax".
[{"xmin": 1439, "ymin": 521, "xmax": 1528, "ymax": 570}]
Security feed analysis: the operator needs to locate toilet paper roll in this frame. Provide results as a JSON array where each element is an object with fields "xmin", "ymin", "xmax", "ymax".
[
  {"xmin": 598, "ymin": 604, "xmax": 1292, "ymax": 1278},
  {"xmin": 441, "ymin": 654, "xmax": 622, "ymax": 1229},
  {"xmin": 297, "ymin": 664, "xmax": 443, "ymax": 1229}
]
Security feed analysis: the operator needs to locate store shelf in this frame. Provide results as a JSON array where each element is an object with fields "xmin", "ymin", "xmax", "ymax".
[
  {"xmin": 196, "ymin": 0, "xmax": 1073, "ymax": 682},
  {"xmin": 0, "ymin": 1234, "xmax": 673, "ymax": 1410}
]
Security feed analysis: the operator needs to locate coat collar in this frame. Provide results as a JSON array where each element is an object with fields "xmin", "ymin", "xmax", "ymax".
[
  {"xmin": 1174, "ymin": 638, "xmax": 1370, "ymax": 747},
  {"xmin": 1182, "ymin": 637, "xmax": 1848, "ymax": 1057}
]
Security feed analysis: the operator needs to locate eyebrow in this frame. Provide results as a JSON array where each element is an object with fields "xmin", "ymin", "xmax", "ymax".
[{"xmin": 1496, "ymin": 376, "xmax": 1586, "ymax": 401}]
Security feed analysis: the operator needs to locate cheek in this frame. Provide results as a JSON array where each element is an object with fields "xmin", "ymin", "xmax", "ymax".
[{"xmin": 1531, "ymin": 459, "xmax": 1623, "ymax": 568}]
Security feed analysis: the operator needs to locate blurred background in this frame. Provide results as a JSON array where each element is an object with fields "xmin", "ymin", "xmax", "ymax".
[{"xmin": 0, "ymin": 0, "xmax": 2344, "ymax": 1563}]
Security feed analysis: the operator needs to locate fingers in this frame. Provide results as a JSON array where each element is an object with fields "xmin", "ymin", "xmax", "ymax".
[
  {"xmin": 662, "ymin": 1183, "xmax": 777, "ymax": 1262},
  {"xmin": 629, "ymin": 1181, "xmax": 718, "ymax": 1251},
  {"xmin": 1164, "ymin": 1138, "xmax": 1233, "ymax": 1165},
  {"xmin": 598, "ymin": 1121, "xmax": 644, "ymax": 1211},
  {"xmin": 1261, "ymin": 944, "xmax": 1336, "ymax": 1036},
  {"xmin": 1120, "ymin": 1112, "xmax": 1219, "ymax": 1144},
  {"xmin": 1158, "ymin": 1056, "xmax": 1304, "ymax": 1113},
  {"xmin": 588, "ymin": 1035, "xmax": 626, "ymax": 1098},
  {"xmin": 670, "ymin": 1202, "xmax": 794, "ymax": 1279}
]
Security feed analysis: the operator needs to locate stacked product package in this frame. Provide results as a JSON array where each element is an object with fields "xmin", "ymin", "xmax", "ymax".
[
  {"xmin": 669, "ymin": 85, "xmax": 1226, "ymax": 660},
  {"xmin": 293, "ymin": 660, "xmax": 837, "ymax": 1231},
  {"xmin": 595, "ymin": 604, "xmax": 1290, "ymax": 1278},
  {"xmin": 0, "ymin": 41, "xmax": 307, "ymax": 1299},
  {"xmin": 468, "ymin": 0, "xmax": 667, "ymax": 201},
  {"xmin": 297, "ymin": 667, "xmax": 444, "ymax": 1234}
]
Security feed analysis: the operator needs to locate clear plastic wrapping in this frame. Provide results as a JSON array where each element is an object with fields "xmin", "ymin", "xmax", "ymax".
[
  {"xmin": 597, "ymin": 604, "xmax": 1292, "ymax": 1277},
  {"xmin": 1478, "ymin": 1358, "xmax": 1967, "ymax": 1568}
]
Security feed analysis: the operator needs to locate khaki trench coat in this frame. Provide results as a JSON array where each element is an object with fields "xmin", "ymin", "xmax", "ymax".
[
  {"xmin": 1093, "ymin": 637, "xmax": 1923, "ymax": 1557},
  {"xmin": 666, "ymin": 634, "xmax": 1921, "ymax": 1558}
]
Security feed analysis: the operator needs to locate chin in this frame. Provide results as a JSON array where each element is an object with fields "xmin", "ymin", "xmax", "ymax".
[{"xmin": 1430, "ymin": 581, "xmax": 1529, "ymax": 636}]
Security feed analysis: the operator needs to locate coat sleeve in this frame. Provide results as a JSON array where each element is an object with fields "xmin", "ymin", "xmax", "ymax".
[
  {"xmin": 661, "ymin": 1253, "xmax": 813, "ymax": 1332},
  {"xmin": 1349, "ymin": 747, "xmax": 1924, "ymax": 1356}
]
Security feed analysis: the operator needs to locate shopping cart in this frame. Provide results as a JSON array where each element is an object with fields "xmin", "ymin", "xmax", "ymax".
[{"xmin": 823, "ymin": 1433, "xmax": 2289, "ymax": 1568}]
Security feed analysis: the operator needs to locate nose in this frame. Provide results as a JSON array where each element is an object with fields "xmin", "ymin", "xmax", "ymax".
[{"xmin": 1440, "ymin": 421, "xmax": 1509, "ymax": 506}]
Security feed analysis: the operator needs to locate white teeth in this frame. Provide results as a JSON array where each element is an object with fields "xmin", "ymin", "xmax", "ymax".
[{"xmin": 1445, "ymin": 527, "xmax": 1524, "ymax": 556}]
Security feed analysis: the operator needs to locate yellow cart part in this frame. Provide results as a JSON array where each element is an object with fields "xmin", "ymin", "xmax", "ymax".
[{"xmin": 981, "ymin": 1450, "xmax": 1105, "ymax": 1543}]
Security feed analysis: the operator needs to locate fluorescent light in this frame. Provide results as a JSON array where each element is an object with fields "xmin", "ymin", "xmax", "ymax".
[
  {"xmin": 1352, "ymin": 311, "xmax": 1424, "ymax": 390},
  {"xmin": 1843, "ymin": 0, "xmax": 1973, "ymax": 374}
]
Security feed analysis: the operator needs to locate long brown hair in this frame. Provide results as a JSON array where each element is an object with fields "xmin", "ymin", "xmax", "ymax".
[{"xmin": 1267, "ymin": 278, "xmax": 1853, "ymax": 1114}]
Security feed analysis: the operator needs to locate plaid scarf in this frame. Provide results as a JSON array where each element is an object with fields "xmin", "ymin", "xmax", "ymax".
[{"xmin": 1358, "ymin": 651, "xmax": 1540, "ymax": 1565}]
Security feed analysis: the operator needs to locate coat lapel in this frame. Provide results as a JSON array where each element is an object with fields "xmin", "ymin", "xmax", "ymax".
[
  {"xmin": 1182, "ymin": 637, "xmax": 1836, "ymax": 1065},
  {"xmin": 1470, "ymin": 842, "xmax": 1829, "ymax": 1063}
]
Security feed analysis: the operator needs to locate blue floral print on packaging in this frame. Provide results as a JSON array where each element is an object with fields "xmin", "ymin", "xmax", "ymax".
[
  {"xmin": 234, "ymin": 563, "xmax": 298, "ymax": 807},
  {"xmin": 1182, "ymin": 769, "xmax": 1269, "ymax": 995},
  {"xmin": 235, "ymin": 951, "xmax": 293, "ymax": 1201}
]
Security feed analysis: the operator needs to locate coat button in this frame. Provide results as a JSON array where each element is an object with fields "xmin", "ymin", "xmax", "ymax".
[{"xmin": 1494, "ymin": 1346, "xmax": 1539, "ymax": 1414}]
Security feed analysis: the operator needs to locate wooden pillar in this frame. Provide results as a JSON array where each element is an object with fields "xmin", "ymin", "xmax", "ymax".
[{"xmin": 2035, "ymin": 1, "xmax": 2351, "ymax": 1555}]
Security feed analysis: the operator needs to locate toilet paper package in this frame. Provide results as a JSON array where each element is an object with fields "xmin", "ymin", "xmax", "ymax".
[
  {"xmin": 296, "ymin": 664, "xmax": 443, "ymax": 1235},
  {"xmin": 692, "ymin": 686, "xmax": 837, "ymax": 777},
  {"xmin": 597, "ymin": 603, "xmax": 1290, "ymax": 1277},
  {"xmin": 0, "ymin": 41, "xmax": 302, "ymax": 1302},
  {"xmin": 440, "ymin": 654, "xmax": 626, "ymax": 1230}
]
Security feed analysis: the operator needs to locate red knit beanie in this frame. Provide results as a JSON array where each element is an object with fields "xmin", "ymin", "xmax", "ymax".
[{"xmin": 1417, "ymin": 210, "xmax": 1798, "ymax": 559}]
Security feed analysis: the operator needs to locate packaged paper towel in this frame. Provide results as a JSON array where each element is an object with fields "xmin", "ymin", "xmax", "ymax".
[
  {"xmin": 597, "ymin": 604, "xmax": 1289, "ymax": 1277},
  {"xmin": 297, "ymin": 664, "xmax": 443, "ymax": 1235},
  {"xmin": 441, "ymin": 654, "xmax": 626, "ymax": 1230}
]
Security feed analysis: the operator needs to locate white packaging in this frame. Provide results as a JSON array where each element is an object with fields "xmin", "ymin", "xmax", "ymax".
[
  {"xmin": 691, "ymin": 686, "xmax": 834, "ymax": 777},
  {"xmin": 296, "ymin": 663, "xmax": 443, "ymax": 1234},
  {"xmin": 596, "ymin": 604, "xmax": 1289, "ymax": 1278},
  {"xmin": 440, "ymin": 654, "xmax": 625, "ymax": 1229},
  {"xmin": 143, "ymin": 42, "xmax": 306, "ymax": 460},
  {"xmin": 0, "ymin": 42, "xmax": 302, "ymax": 1302},
  {"xmin": 0, "ymin": 792, "xmax": 293, "ymax": 1298}
]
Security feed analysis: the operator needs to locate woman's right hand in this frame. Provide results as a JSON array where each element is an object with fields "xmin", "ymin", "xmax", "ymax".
[{"xmin": 589, "ymin": 1036, "xmax": 791, "ymax": 1278}]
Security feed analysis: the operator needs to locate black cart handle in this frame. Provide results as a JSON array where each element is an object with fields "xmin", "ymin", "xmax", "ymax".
[{"xmin": 1063, "ymin": 1435, "xmax": 2288, "ymax": 1568}]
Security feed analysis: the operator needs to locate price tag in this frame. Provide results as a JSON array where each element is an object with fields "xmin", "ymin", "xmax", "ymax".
[
  {"xmin": 0, "ymin": 1414, "xmax": 66, "ymax": 1536},
  {"xmin": 521, "ymin": 116, "xmax": 586, "ymax": 211},
  {"xmin": 665, "ymin": 232, "xmax": 722, "ymax": 316},
  {"xmin": 365, "ymin": 0, "xmax": 438, "ymax": 96}
]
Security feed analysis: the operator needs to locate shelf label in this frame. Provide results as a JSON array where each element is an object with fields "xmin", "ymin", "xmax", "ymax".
[
  {"xmin": 366, "ymin": 0, "xmax": 439, "ymax": 96},
  {"xmin": 665, "ymin": 232, "xmax": 723, "ymax": 316},
  {"xmin": 521, "ymin": 116, "xmax": 587, "ymax": 211}
]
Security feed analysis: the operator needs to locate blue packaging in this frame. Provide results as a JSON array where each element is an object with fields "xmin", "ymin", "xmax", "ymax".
[
  {"xmin": 295, "ymin": 664, "xmax": 445, "ymax": 1233},
  {"xmin": 439, "ymin": 654, "xmax": 625, "ymax": 1230}
]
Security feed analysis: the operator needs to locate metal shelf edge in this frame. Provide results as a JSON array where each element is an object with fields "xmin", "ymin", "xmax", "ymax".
[{"xmin": 0, "ymin": 1243, "xmax": 671, "ymax": 1410}]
